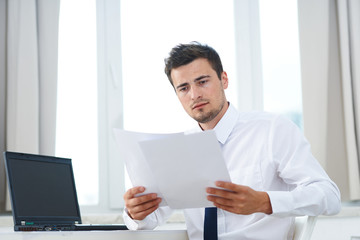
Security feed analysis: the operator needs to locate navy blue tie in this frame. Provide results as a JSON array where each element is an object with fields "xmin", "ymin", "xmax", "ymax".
[{"xmin": 204, "ymin": 207, "xmax": 218, "ymax": 240}]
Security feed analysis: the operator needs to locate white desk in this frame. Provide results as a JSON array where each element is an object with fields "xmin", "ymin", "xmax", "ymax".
[{"xmin": 0, "ymin": 227, "xmax": 189, "ymax": 240}]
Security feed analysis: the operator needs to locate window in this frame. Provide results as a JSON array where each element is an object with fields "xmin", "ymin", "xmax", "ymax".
[
  {"xmin": 56, "ymin": 0, "xmax": 99, "ymax": 206},
  {"xmin": 57, "ymin": 0, "xmax": 124, "ymax": 212},
  {"xmin": 120, "ymin": 0, "xmax": 238, "ymax": 133},
  {"xmin": 55, "ymin": 0, "xmax": 304, "ymax": 212},
  {"xmin": 259, "ymin": 0, "xmax": 303, "ymax": 128}
]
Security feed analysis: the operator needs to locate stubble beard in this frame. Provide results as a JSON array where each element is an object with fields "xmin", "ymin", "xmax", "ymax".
[{"xmin": 192, "ymin": 100, "xmax": 226, "ymax": 124}]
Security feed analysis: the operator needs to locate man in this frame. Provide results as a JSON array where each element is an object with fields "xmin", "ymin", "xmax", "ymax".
[{"xmin": 123, "ymin": 42, "xmax": 341, "ymax": 239}]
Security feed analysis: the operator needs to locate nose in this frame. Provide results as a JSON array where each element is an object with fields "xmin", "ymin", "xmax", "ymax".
[{"xmin": 190, "ymin": 86, "xmax": 201, "ymax": 100}]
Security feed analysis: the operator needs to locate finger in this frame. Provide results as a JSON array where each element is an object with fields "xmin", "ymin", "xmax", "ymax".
[
  {"xmin": 129, "ymin": 197, "xmax": 162, "ymax": 215},
  {"xmin": 212, "ymin": 202, "xmax": 236, "ymax": 213},
  {"xmin": 206, "ymin": 187, "xmax": 237, "ymax": 200},
  {"xmin": 207, "ymin": 194, "xmax": 235, "ymax": 208},
  {"xmin": 130, "ymin": 201, "xmax": 161, "ymax": 220},
  {"xmin": 215, "ymin": 181, "xmax": 244, "ymax": 192},
  {"xmin": 208, "ymin": 195, "xmax": 250, "ymax": 215},
  {"xmin": 124, "ymin": 186, "xmax": 146, "ymax": 200},
  {"xmin": 125, "ymin": 193, "xmax": 159, "ymax": 208}
]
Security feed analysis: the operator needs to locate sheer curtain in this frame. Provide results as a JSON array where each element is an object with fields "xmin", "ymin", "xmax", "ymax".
[
  {"xmin": 0, "ymin": 0, "xmax": 60, "ymax": 211},
  {"xmin": 298, "ymin": 0, "xmax": 360, "ymax": 201},
  {"xmin": 337, "ymin": 0, "xmax": 360, "ymax": 201},
  {"xmin": 0, "ymin": 0, "xmax": 7, "ymax": 213}
]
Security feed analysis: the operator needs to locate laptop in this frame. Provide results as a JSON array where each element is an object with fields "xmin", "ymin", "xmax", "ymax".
[{"xmin": 3, "ymin": 151, "xmax": 128, "ymax": 231}]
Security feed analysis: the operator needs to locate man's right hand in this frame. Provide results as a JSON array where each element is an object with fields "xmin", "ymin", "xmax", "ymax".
[{"xmin": 123, "ymin": 186, "xmax": 162, "ymax": 220}]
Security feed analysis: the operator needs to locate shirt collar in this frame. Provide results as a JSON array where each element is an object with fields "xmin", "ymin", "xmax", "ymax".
[
  {"xmin": 213, "ymin": 103, "xmax": 239, "ymax": 144},
  {"xmin": 194, "ymin": 102, "xmax": 239, "ymax": 144}
]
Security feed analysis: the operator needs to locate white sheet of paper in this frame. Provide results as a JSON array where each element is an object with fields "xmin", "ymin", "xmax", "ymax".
[
  {"xmin": 113, "ymin": 129, "xmax": 183, "ymax": 207},
  {"xmin": 138, "ymin": 130, "xmax": 231, "ymax": 209}
]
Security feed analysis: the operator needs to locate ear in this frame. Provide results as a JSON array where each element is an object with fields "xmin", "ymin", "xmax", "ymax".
[{"xmin": 221, "ymin": 71, "xmax": 229, "ymax": 89}]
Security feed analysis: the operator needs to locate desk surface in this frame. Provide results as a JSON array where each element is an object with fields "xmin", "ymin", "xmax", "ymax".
[{"xmin": 0, "ymin": 227, "xmax": 189, "ymax": 240}]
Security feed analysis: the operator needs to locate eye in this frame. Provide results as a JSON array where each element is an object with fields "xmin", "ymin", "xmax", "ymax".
[
  {"xmin": 198, "ymin": 80, "xmax": 208, "ymax": 85},
  {"xmin": 178, "ymin": 86, "xmax": 189, "ymax": 92}
]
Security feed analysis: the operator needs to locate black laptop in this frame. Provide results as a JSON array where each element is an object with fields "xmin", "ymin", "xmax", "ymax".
[{"xmin": 3, "ymin": 151, "xmax": 128, "ymax": 231}]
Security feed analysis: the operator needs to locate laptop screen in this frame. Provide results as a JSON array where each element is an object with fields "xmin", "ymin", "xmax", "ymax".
[{"xmin": 4, "ymin": 152, "xmax": 82, "ymax": 225}]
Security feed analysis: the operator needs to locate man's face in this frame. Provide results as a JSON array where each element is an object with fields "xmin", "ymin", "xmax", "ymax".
[{"xmin": 171, "ymin": 58, "xmax": 228, "ymax": 127}]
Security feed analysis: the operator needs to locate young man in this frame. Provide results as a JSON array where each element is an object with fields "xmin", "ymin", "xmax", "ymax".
[{"xmin": 123, "ymin": 42, "xmax": 341, "ymax": 239}]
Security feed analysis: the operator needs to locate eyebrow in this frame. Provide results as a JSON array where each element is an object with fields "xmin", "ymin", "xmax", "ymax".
[
  {"xmin": 194, "ymin": 75, "xmax": 210, "ymax": 82},
  {"xmin": 175, "ymin": 75, "xmax": 211, "ymax": 90},
  {"xmin": 176, "ymin": 82, "xmax": 189, "ymax": 90}
]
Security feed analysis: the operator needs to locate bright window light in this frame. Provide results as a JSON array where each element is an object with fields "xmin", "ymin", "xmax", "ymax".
[
  {"xmin": 259, "ymin": 0, "xmax": 303, "ymax": 128},
  {"xmin": 56, "ymin": 0, "xmax": 98, "ymax": 205}
]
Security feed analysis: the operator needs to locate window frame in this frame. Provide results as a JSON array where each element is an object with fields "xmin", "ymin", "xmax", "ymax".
[
  {"xmin": 233, "ymin": 0, "xmax": 264, "ymax": 111},
  {"xmin": 80, "ymin": 0, "xmax": 125, "ymax": 213}
]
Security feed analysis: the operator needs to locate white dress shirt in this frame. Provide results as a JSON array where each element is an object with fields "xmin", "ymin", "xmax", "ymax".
[{"xmin": 123, "ymin": 103, "xmax": 341, "ymax": 240}]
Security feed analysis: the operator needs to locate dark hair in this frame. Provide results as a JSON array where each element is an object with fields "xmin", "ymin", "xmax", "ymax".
[{"xmin": 164, "ymin": 42, "xmax": 223, "ymax": 87}]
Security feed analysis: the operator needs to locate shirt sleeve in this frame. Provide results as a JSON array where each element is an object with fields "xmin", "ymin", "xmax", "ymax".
[
  {"xmin": 123, "ymin": 206, "xmax": 174, "ymax": 230},
  {"xmin": 266, "ymin": 115, "xmax": 341, "ymax": 217}
]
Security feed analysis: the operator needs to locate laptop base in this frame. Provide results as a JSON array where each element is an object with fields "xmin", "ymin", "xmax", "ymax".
[{"xmin": 15, "ymin": 224, "xmax": 128, "ymax": 231}]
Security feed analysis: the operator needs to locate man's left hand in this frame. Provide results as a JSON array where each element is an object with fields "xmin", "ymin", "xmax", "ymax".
[{"xmin": 206, "ymin": 181, "xmax": 273, "ymax": 215}]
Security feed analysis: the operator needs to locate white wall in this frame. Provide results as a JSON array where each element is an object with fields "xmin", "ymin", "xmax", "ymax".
[
  {"xmin": 312, "ymin": 207, "xmax": 360, "ymax": 240},
  {"xmin": 312, "ymin": 217, "xmax": 360, "ymax": 239}
]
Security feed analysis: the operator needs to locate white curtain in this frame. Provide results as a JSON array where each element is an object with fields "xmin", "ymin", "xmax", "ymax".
[
  {"xmin": 3, "ymin": 0, "xmax": 60, "ymax": 211},
  {"xmin": 0, "ymin": 0, "xmax": 7, "ymax": 213},
  {"xmin": 298, "ymin": 0, "xmax": 360, "ymax": 201},
  {"xmin": 337, "ymin": 0, "xmax": 360, "ymax": 201}
]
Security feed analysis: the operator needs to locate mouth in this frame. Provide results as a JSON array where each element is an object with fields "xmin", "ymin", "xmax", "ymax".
[{"xmin": 192, "ymin": 102, "xmax": 209, "ymax": 110}]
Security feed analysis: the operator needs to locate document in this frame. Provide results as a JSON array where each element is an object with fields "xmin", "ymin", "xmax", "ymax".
[{"xmin": 114, "ymin": 129, "xmax": 231, "ymax": 209}]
